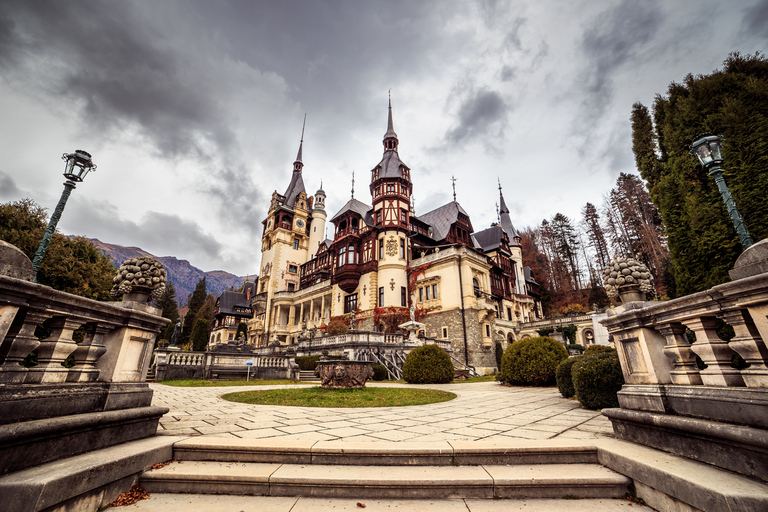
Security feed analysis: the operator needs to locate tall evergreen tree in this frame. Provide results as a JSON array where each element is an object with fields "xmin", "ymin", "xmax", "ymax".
[
  {"xmin": 632, "ymin": 52, "xmax": 768, "ymax": 295},
  {"xmin": 181, "ymin": 278, "xmax": 207, "ymax": 345},
  {"xmin": 189, "ymin": 318, "xmax": 210, "ymax": 352},
  {"xmin": 154, "ymin": 281, "xmax": 179, "ymax": 323},
  {"xmin": 582, "ymin": 202, "xmax": 610, "ymax": 270}
]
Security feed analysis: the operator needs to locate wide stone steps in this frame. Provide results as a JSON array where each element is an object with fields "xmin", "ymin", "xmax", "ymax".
[
  {"xmin": 139, "ymin": 438, "xmax": 631, "ymax": 500},
  {"xmin": 298, "ymin": 370, "xmax": 320, "ymax": 382}
]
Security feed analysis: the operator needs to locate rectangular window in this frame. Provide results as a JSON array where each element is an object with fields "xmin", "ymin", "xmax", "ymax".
[
  {"xmin": 432, "ymin": 284, "xmax": 438, "ymax": 299},
  {"xmin": 376, "ymin": 210, "xmax": 382, "ymax": 224},
  {"xmin": 419, "ymin": 287, "xmax": 424, "ymax": 302},
  {"xmin": 288, "ymin": 264, "xmax": 298, "ymax": 273},
  {"xmin": 293, "ymin": 238, "xmax": 299, "ymax": 250},
  {"xmin": 485, "ymin": 324, "xmax": 490, "ymax": 337},
  {"xmin": 379, "ymin": 287, "xmax": 384, "ymax": 307},
  {"xmin": 344, "ymin": 293, "xmax": 358, "ymax": 314},
  {"xmin": 399, "ymin": 238, "xmax": 405, "ymax": 259},
  {"xmin": 287, "ymin": 283, "xmax": 295, "ymax": 291},
  {"xmin": 425, "ymin": 286, "xmax": 430, "ymax": 300},
  {"xmin": 401, "ymin": 286, "xmax": 407, "ymax": 307},
  {"xmin": 401, "ymin": 209, "xmax": 407, "ymax": 222},
  {"xmin": 442, "ymin": 327, "xmax": 448, "ymax": 338},
  {"xmin": 387, "ymin": 184, "xmax": 395, "ymax": 193},
  {"xmin": 507, "ymin": 307, "xmax": 512, "ymax": 321}
]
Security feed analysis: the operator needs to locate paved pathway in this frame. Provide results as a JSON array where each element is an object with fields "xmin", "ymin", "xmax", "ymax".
[{"xmin": 151, "ymin": 382, "xmax": 614, "ymax": 442}]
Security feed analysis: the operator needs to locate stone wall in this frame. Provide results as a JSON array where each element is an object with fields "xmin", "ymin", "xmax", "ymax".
[{"xmin": 423, "ymin": 308, "xmax": 496, "ymax": 371}]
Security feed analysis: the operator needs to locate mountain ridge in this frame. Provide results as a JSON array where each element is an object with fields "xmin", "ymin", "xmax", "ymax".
[{"xmin": 88, "ymin": 238, "xmax": 257, "ymax": 304}]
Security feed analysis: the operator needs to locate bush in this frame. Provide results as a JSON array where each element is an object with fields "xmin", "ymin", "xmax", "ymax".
[
  {"xmin": 403, "ymin": 344, "xmax": 454, "ymax": 384},
  {"xmin": 372, "ymin": 363, "xmax": 389, "ymax": 381},
  {"xmin": 556, "ymin": 356, "xmax": 581, "ymax": 398},
  {"xmin": 572, "ymin": 351, "xmax": 624, "ymax": 410},
  {"xmin": 295, "ymin": 355, "xmax": 321, "ymax": 371},
  {"xmin": 566, "ymin": 343, "xmax": 585, "ymax": 354},
  {"xmin": 584, "ymin": 344, "xmax": 614, "ymax": 355},
  {"xmin": 499, "ymin": 337, "xmax": 568, "ymax": 386},
  {"xmin": 327, "ymin": 319, "xmax": 349, "ymax": 336}
]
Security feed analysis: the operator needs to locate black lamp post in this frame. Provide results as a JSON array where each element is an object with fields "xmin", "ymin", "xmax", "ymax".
[
  {"xmin": 690, "ymin": 135, "xmax": 753, "ymax": 250},
  {"xmin": 32, "ymin": 150, "xmax": 97, "ymax": 281}
]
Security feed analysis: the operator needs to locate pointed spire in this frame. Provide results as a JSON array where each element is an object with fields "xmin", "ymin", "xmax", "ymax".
[
  {"xmin": 451, "ymin": 175, "xmax": 457, "ymax": 202},
  {"xmin": 294, "ymin": 114, "xmax": 306, "ymax": 167},
  {"xmin": 351, "ymin": 171, "xmax": 355, "ymax": 199},
  {"xmin": 498, "ymin": 177, "xmax": 510, "ymax": 214},
  {"xmin": 383, "ymin": 91, "xmax": 399, "ymax": 151}
]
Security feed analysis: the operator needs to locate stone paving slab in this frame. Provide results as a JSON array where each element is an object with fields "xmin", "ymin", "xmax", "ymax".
[{"xmin": 150, "ymin": 382, "xmax": 615, "ymax": 442}]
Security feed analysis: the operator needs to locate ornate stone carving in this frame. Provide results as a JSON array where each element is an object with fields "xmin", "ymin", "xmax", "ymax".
[
  {"xmin": 111, "ymin": 257, "xmax": 167, "ymax": 301},
  {"xmin": 602, "ymin": 256, "xmax": 654, "ymax": 301},
  {"xmin": 314, "ymin": 360, "xmax": 374, "ymax": 389}
]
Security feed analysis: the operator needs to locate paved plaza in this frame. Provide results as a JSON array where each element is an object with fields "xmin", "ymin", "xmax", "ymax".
[{"xmin": 151, "ymin": 382, "xmax": 615, "ymax": 442}]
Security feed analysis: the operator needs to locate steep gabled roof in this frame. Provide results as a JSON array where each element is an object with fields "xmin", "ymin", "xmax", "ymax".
[
  {"xmin": 283, "ymin": 171, "xmax": 306, "ymax": 209},
  {"xmin": 217, "ymin": 290, "xmax": 252, "ymax": 317},
  {"xmin": 375, "ymin": 150, "xmax": 410, "ymax": 180},
  {"xmin": 472, "ymin": 225, "xmax": 507, "ymax": 253},
  {"xmin": 330, "ymin": 198, "xmax": 373, "ymax": 224},
  {"xmin": 417, "ymin": 201, "xmax": 469, "ymax": 241}
]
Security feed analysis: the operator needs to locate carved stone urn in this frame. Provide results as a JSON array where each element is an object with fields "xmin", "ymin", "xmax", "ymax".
[
  {"xmin": 602, "ymin": 256, "xmax": 654, "ymax": 303},
  {"xmin": 314, "ymin": 360, "xmax": 374, "ymax": 389},
  {"xmin": 110, "ymin": 257, "xmax": 168, "ymax": 303}
]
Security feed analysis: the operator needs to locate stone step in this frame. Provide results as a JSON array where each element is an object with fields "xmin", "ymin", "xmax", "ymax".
[
  {"xmin": 172, "ymin": 438, "xmax": 600, "ymax": 466},
  {"xmin": 139, "ymin": 461, "xmax": 631, "ymax": 500},
  {"xmin": 299, "ymin": 370, "xmax": 320, "ymax": 382},
  {"xmin": 120, "ymin": 493, "xmax": 652, "ymax": 511}
]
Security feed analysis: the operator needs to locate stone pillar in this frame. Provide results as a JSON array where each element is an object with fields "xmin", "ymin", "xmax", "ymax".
[
  {"xmin": 682, "ymin": 317, "xmax": 745, "ymax": 387},
  {"xmin": 25, "ymin": 316, "xmax": 83, "ymax": 384},
  {"xmin": 719, "ymin": 309, "xmax": 768, "ymax": 388},
  {"xmin": 0, "ymin": 310, "xmax": 50, "ymax": 384},
  {"xmin": 321, "ymin": 295, "xmax": 326, "ymax": 321},
  {"xmin": 66, "ymin": 323, "xmax": 111, "ymax": 382},
  {"xmin": 299, "ymin": 302, "xmax": 305, "ymax": 325},
  {"xmin": 309, "ymin": 300, "xmax": 314, "ymax": 325},
  {"xmin": 657, "ymin": 322, "xmax": 702, "ymax": 386},
  {"xmin": 288, "ymin": 305, "xmax": 296, "ymax": 326}
]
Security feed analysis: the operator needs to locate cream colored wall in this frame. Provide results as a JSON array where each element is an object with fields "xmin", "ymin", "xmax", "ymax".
[
  {"xmin": 308, "ymin": 209, "xmax": 326, "ymax": 259},
  {"xmin": 376, "ymin": 230, "xmax": 408, "ymax": 308}
]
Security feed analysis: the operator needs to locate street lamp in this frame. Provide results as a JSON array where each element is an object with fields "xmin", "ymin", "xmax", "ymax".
[
  {"xmin": 32, "ymin": 150, "xmax": 97, "ymax": 281},
  {"xmin": 690, "ymin": 135, "xmax": 753, "ymax": 249}
]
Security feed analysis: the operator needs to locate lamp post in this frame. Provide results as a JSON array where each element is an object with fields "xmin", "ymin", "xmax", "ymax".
[
  {"xmin": 308, "ymin": 326, "xmax": 316, "ymax": 356},
  {"xmin": 32, "ymin": 150, "xmax": 97, "ymax": 282},
  {"xmin": 690, "ymin": 135, "xmax": 753, "ymax": 250}
]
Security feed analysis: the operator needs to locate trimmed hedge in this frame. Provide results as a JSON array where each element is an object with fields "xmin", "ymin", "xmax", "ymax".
[
  {"xmin": 584, "ymin": 344, "xmax": 614, "ymax": 355},
  {"xmin": 556, "ymin": 356, "xmax": 581, "ymax": 398},
  {"xmin": 372, "ymin": 363, "xmax": 389, "ymax": 381},
  {"xmin": 499, "ymin": 337, "xmax": 568, "ymax": 386},
  {"xmin": 403, "ymin": 344, "xmax": 454, "ymax": 384},
  {"xmin": 572, "ymin": 351, "xmax": 624, "ymax": 410},
  {"xmin": 295, "ymin": 355, "xmax": 321, "ymax": 371},
  {"xmin": 566, "ymin": 343, "xmax": 585, "ymax": 354}
]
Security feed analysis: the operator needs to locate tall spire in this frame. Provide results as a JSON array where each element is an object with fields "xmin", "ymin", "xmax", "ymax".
[
  {"xmin": 498, "ymin": 179, "xmax": 519, "ymax": 243},
  {"xmin": 451, "ymin": 175, "xmax": 457, "ymax": 202},
  {"xmin": 383, "ymin": 91, "xmax": 399, "ymax": 152},
  {"xmin": 498, "ymin": 177, "xmax": 509, "ymax": 214},
  {"xmin": 351, "ymin": 171, "xmax": 355, "ymax": 199},
  {"xmin": 294, "ymin": 114, "xmax": 306, "ymax": 170}
]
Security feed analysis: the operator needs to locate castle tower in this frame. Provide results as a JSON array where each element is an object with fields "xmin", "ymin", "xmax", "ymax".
[
  {"xmin": 369, "ymin": 97, "xmax": 412, "ymax": 308},
  {"xmin": 308, "ymin": 183, "xmax": 326, "ymax": 260},
  {"xmin": 499, "ymin": 182, "xmax": 525, "ymax": 295}
]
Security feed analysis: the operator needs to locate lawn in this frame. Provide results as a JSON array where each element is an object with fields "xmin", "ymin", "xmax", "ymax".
[
  {"xmin": 157, "ymin": 379, "xmax": 309, "ymax": 387},
  {"xmin": 221, "ymin": 386, "xmax": 457, "ymax": 407}
]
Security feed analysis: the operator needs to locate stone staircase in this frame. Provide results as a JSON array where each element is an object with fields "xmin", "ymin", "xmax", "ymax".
[
  {"xmin": 298, "ymin": 370, "xmax": 320, "ymax": 382},
  {"xmin": 139, "ymin": 438, "xmax": 631, "ymax": 501}
]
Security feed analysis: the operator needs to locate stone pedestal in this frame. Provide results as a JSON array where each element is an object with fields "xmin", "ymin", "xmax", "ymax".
[
  {"xmin": 314, "ymin": 360, "xmax": 374, "ymax": 389},
  {"xmin": 398, "ymin": 320, "xmax": 425, "ymax": 342}
]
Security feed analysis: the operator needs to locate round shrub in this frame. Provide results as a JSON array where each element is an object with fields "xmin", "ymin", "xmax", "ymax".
[
  {"xmin": 403, "ymin": 344, "xmax": 454, "ymax": 384},
  {"xmin": 326, "ymin": 319, "xmax": 348, "ymax": 336},
  {"xmin": 499, "ymin": 337, "xmax": 568, "ymax": 386},
  {"xmin": 584, "ymin": 344, "xmax": 614, "ymax": 355},
  {"xmin": 572, "ymin": 351, "xmax": 624, "ymax": 410},
  {"xmin": 371, "ymin": 363, "xmax": 389, "ymax": 381},
  {"xmin": 556, "ymin": 356, "xmax": 581, "ymax": 398}
]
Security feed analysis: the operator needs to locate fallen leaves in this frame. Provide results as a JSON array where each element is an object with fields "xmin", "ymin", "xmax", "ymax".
[{"xmin": 106, "ymin": 485, "xmax": 149, "ymax": 507}]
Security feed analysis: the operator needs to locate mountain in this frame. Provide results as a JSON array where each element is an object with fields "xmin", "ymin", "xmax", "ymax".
[{"xmin": 88, "ymin": 238, "xmax": 257, "ymax": 304}]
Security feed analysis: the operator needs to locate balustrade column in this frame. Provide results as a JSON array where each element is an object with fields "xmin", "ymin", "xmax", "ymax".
[
  {"xmin": 718, "ymin": 309, "xmax": 768, "ymax": 388},
  {"xmin": 66, "ymin": 323, "xmax": 111, "ymax": 382},
  {"xmin": 26, "ymin": 316, "xmax": 83, "ymax": 383},
  {"xmin": 682, "ymin": 317, "xmax": 744, "ymax": 387},
  {"xmin": 657, "ymin": 322, "xmax": 702, "ymax": 385},
  {"xmin": 0, "ymin": 310, "xmax": 50, "ymax": 384}
]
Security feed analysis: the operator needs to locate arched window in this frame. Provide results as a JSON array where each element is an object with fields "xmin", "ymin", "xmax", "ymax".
[{"xmin": 473, "ymin": 278, "xmax": 480, "ymax": 296}]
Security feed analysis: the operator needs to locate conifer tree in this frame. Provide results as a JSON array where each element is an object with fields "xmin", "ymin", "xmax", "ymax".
[
  {"xmin": 181, "ymin": 278, "xmax": 207, "ymax": 345},
  {"xmin": 582, "ymin": 202, "xmax": 610, "ymax": 270},
  {"xmin": 189, "ymin": 318, "xmax": 210, "ymax": 352}
]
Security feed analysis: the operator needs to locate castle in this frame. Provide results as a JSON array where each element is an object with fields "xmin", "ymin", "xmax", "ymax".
[{"xmin": 239, "ymin": 100, "xmax": 541, "ymax": 373}]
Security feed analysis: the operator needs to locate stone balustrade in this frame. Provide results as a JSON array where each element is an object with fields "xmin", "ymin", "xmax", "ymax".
[
  {"xmin": 0, "ymin": 274, "xmax": 168, "ymax": 387},
  {"xmin": 599, "ymin": 240, "xmax": 768, "ymax": 483}
]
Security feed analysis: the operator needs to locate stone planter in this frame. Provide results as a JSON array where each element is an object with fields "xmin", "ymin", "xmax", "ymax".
[{"xmin": 314, "ymin": 360, "xmax": 374, "ymax": 389}]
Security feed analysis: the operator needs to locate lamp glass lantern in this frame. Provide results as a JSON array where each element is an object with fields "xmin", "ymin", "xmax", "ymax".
[
  {"xmin": 62, "ymin": 150, "xmax": 97, "ymax": 182},
  {"xmin": 689, "ymin": 135, "xmax": 723, "ymax": 169}
]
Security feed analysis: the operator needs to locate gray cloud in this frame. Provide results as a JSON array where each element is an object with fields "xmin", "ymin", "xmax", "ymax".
[
  {"xmin": 0, "ymin": 171, "xmax": 24, "ymax": 201},
  {"xmin": 444, "ymin": 88, "xmax": 509, "ymax": 147},
  {"xmin": 743, "ymin": 0, "xmax": 768, "ymax": 40}
]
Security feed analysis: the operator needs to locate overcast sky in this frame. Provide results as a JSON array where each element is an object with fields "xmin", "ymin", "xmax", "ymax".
[{"xmin": 1, "ymin": 1, "xmax": 766, "ymax": 275}]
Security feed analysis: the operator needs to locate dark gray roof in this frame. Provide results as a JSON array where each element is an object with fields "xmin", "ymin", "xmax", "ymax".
[
  {"xmin": 283, "ymin": 170, "xmax": 305, "ymax": 208},
  {"xmin": 384, "ymin": 97, "xmax": 397, "ymax": 140},
  {"xmin": 330, "ymin": 198, "xmax": 372, "ymax": 223},
  {"xmin": 417, "ymin": 201, "xmax": 469, "ymax": 241},
  {"xmin": 524, "ymin": 267, "xmax": 538, "ymax": 284},
  {"xmin": 217, "ymin": 290, "xmax": 252, "ymax": 317},
  {"xmin": 498, "ymin": 189, "xmax": 519, "ymax": 244},
  {"xmin": 374, "ymin": 150, "xmax": 410, "ymax": 181},
  {"xmin": 472, "ymin": 225, "xmax": 506, "ymax": 252}
]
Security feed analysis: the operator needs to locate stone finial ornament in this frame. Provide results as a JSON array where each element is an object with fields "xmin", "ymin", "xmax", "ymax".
[
  {"xmin": 111, "ymin": 257, "xmax": 167, "ymax": 300},
  {"xmin": 602, "ymin": 256, "xmax": 654, "ymax": 300}
]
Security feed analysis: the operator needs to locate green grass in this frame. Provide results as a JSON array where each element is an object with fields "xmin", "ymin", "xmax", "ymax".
[
  {"xmin": 451, "ymin": 374, "xmax": 498, "ymax": 383},
  {"xmin": 157, "ymin": 379, "xmax": 308, "ymax": 387},
  {"xmin": 221, "ymin": 386, "xmax": 457, "ymax": 407}
]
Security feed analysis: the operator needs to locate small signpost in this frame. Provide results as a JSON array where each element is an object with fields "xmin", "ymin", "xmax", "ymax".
[{"xmin": 246, "ymin": 360, "xmax": 253, "ymax": 382}]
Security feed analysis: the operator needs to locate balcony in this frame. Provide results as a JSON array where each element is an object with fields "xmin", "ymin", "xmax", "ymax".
[{"xmin": 334, "ymin": 264, "xmax": 362, "ymax": 293}]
